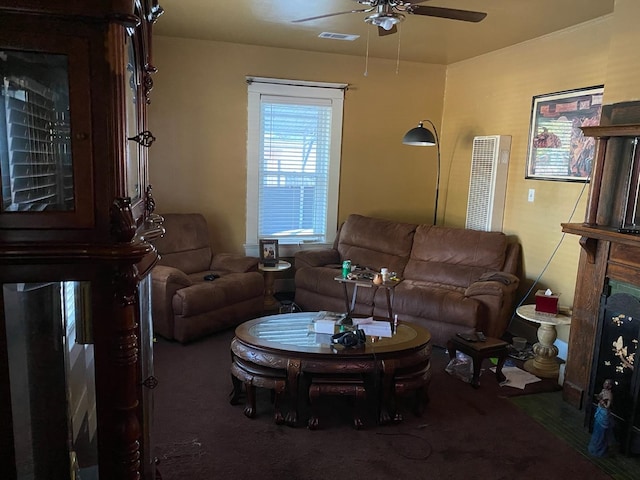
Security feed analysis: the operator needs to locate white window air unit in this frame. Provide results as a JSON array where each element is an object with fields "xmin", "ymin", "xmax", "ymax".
[{"xmin": 465, "ymin": 135, "xmax": 511, "ymax": 232}]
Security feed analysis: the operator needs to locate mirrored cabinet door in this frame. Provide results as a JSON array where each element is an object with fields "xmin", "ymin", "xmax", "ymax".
[
  {"xmin": 2, "ymin": 281, "xmax": 98, "ymax": 480},
  {"xmin": 124, "ymin": 31, "xmax": 141, "ymax": 204},
  {"xmin": 0, "ymin": 33, "xmax": 94, "ymax": 229},
  {"xmin": 0, "ymin": 52, "xmax": 73, "ymax": 212}
]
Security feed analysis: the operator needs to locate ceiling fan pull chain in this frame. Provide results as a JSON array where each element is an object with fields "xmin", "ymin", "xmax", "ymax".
[
  {"xmin": 364, "ymin": 28, "xmax": 370, "ymax": 77},
  {"xmin": 396, "ymin": 25, "xmax": 402, "ymax": 75}
]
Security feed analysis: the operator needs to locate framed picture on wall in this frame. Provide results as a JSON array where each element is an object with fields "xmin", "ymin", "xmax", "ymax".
[
  {"xmin": 259, "ymin": 239, "xmax": 279, "ymax": 267},
  {"xmin": 526, "ymin": 85, "xmax": 604, "ymax": 182}
]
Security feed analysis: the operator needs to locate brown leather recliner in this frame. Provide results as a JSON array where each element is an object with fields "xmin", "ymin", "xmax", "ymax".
[{"xmin": 150, "ymin": 213, "xmax": 264, "ymax": 343}]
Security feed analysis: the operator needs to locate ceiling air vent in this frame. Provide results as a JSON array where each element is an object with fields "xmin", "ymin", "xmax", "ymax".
[{"xmin": 318, "ymin": 32, "xmax": 360, "ymax": 41}]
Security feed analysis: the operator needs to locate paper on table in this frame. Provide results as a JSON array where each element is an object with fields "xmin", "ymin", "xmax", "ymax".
[
  {"xmin": 314, "ymin": 319, "xmax": 336, "ymax": 334},
  {"xmin": 359, "ymin": 320, "xmax": 392, "ymax": 337},
  {"xmin": 491, "ymin": 366, "xmax": 541, "ymax": 389},
  {"xmin": 352, "ymin": 317, "xmax": 373, "ymax": 325}
]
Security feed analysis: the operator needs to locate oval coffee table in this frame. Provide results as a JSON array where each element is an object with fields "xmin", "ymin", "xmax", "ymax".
[{"xmin": 230, "ymin": 312, "xmax": 432, "ymax": 428}]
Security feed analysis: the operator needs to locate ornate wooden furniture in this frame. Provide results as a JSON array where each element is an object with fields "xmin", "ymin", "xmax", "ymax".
[
  {"xmin": 229, "ymin": 312, "xmax": 432, "ymax": 428},
  {"xmin": 561, "ymin": 102, "xmax": 640, "ymax": 454},
  {"xmin": 0, "ymin": 1, "xmax": 163, "ymax": 479}
]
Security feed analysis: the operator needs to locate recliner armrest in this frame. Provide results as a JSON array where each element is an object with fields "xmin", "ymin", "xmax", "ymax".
[
  {"xmin": 152, "ymin": 265, "xmax": 193, "ymax": 287},
  {"xmin": 211, "ymin": 253, "xmax": 259, "ymax": 273},
  {"xmin": 151, "ymin": 265, "xmax": 193, "ymax": 340},
  {"xmin": 465, "ymin": 273, "xmax": 520, "ymax": 339},
  {"xmin": 294, "ymin": 248, "xmax": 340, "ymax": 269},
  {"xmin": 465, "ymin": 273, "xmax": 520, "ymax": 297}
]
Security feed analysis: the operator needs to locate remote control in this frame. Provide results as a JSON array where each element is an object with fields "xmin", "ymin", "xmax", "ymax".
[
  {"xmin": 476, "ymin": 331, "xmax": 486, "ymax": 342},
  {"xmin": 456, "ymin": 332, "xmax": 477, "ymax": 342}
]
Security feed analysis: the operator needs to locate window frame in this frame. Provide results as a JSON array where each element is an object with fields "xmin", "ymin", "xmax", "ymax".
[{"xmin": 245, "ymin": 77, "xmax": 346, "ymax": 257}]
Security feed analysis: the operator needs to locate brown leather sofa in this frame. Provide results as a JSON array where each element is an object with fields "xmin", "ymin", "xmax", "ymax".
[
  {"xmin": 150, "ymin": 213, "xmax": 264, "ymax": 343},
  {"xmin": 294, "ymin": 214, "xmax": 521, "ymax": 347}
]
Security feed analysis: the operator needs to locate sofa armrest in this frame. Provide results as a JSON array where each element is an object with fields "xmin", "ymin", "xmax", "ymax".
[
  {"xmin": 294, "ymin": 248, "xmax": 340, "ymax": 269},
  {"xmin": 211, "ymin": 253, "xmax": 259, "ymax": 273},
  {"xmin": 151, "ymin": 265, "xmax": 193, "ymax": 340},
  {"xmin": 464, "ymin": 273, "xmax": 520, "ymax": 338}
]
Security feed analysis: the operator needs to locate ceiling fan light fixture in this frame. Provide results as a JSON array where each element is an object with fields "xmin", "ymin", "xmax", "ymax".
[{"xmin": 365, "ymin": 12, "xmax": 404, "ymax": 31}]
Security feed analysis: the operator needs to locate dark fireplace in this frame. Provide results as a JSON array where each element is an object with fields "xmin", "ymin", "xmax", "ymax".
[{"xmin": 588, "ymin": 279, "xmax": 640, "ymax": 454}]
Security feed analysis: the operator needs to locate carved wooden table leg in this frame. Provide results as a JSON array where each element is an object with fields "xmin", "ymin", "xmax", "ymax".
[
  {"xmin": 243, "ymin": 381, "xmax": 256, "ymax": 418},
  {"xmin": 285, "ymin": 358, "xmax": 301, "ymax": 426},
  {"xmin": 353, "ymin": 384, "xmax": 366, "ymax": 430},
  {"xmin": 229, "ymin": 373, "xmax": 243, "ymax": 406},
  {"xmin": 308, "ymin": 383, "xmax": 321, "ymax": 430},
  {"xmin": 273, "ymin": 380, "xmax": 286, "ymax": 425},
  {"xmin": 379, "ymin": 359, "xmax": 396, "ymax": 425}
]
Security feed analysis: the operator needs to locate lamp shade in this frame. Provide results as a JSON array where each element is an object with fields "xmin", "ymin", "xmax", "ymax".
[{"xmin": 402, "ymin": 123, "xmax": 436, "ymax": 146}]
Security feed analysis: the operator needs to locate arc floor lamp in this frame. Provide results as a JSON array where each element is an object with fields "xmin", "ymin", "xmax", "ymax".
[{"xmin": 402, "ymin": 119, "xmax": 441, "ymax": 225}]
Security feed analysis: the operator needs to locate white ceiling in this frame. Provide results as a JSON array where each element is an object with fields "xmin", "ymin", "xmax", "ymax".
[{"xmin": 153, "ymin": 0, "xmax": 614, "ymax": 64}]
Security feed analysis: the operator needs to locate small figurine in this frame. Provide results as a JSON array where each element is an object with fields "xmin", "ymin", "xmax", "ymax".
[{"xmin": 588, "ymin": 378, "xmax": 614, "ymax": 457}]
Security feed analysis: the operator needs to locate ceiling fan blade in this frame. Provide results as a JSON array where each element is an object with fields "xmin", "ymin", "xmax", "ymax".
[
  {"xmin": 377, "ymin": 24, "xmax": 398, "ymax": 36},
  {"xmin": 292, "ymin": 8, "xmax": 371, "ymax": 23},
  {"xmin": 408, "ymin": 5, "xmax": 487, "ymax": 23}
]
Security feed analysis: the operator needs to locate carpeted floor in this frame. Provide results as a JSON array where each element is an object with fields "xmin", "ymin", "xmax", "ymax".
[
  {"xmin": 152, "ymin": 327, "xmax": 622, "ymax": 480},
  {"xmin": 510, "ymin": 391, "xmax": 640, "ymax": 480}
]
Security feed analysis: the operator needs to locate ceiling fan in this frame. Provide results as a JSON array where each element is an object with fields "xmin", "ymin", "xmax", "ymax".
[{"xmin": 292, "ymin": 1, "xmax": 487, "ymax": 36}]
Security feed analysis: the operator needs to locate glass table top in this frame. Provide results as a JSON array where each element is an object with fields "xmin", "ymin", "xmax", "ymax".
[{"xmin": 235, "ymin": 312, "xmax": 429, "ymax": 355}]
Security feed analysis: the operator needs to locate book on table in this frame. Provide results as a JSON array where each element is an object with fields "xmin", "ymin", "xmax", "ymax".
[{"xmin": 312, "ymin": 312, "xmax": 392, "ymax": 337}]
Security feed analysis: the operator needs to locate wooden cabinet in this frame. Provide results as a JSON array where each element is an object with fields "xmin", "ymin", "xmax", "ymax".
[
  {"xmin": 562, "ymin": 102, "xmax": 640, "ymax": 454},
  {"xmin": 0, "ymin": 2, "xmax": 164, "ymax": 479}
]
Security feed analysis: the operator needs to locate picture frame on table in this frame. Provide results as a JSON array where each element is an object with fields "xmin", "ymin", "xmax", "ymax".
[
  {"xmin": 525, "ymin": 85, "xmax": 604, "ymax": 182},
  {"xmin": 259, "ymin": 239, "xmax": 279, "ymax": 267}
]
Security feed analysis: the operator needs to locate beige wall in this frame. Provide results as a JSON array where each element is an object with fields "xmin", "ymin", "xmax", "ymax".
[
  {"xmin": 603, "ymin": 0, "xmax": 640, "ymax": 104},
  {"xmin": 442, "ymin": 0, "xmax": 640, "ymax": 343},
  {"xmin": 442, "ymin": 17, "xmax": 611, "ymax": 327},
  {"xmin": 149, "ymin": 37, "xmax": 445, "ymax": 253}
]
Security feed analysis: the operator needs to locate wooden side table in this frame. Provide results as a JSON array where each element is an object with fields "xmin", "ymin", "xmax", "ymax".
[
  {"xmin": 446, "ymin": 336, "xmax": 508, "ymax": 388},
  {"xmin": 333, "ymin": 275, "xmax": 401, "ymax": 320},
  {"xmin": 259, "ymin": 260, "xmax": 291, "ymax": 311},
  {"xmin": 516, "ymin": 304, "xmax": 571, "ymax": 379}
]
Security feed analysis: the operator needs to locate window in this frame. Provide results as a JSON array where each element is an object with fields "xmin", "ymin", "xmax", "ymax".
[{"xmin": 246, "ymin": 77, "xmax": 345, "ymax": 257}]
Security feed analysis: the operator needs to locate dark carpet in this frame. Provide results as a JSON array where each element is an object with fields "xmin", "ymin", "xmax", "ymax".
[
  {"xmin": 510, "ymin": 392, "xmax": 640, "ymax": 480},
  {"xmin": 152, "ymin": 327, "xmax": 613, "ymax": 480}
]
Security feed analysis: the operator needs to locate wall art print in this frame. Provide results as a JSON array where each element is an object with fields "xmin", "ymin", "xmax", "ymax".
[{"xmin": 526, "ymin": 85, "xmax": 604, "ymax": 182}]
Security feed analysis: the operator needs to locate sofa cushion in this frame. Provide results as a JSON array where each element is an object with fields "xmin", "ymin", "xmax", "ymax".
[
  {"xmin": 154, "ymin": 213, "xmax": 213, "ymax": 274},
  {"xmin": 390, "ymin": 281, "xmax": 480, "ymax": 329},
  {"xmin": 336, "ymin": 214, "xmax": 417, "ymax": 274},
  {"xmin": 404, "ymin": 225, "xmax": 508, "ymax": 288}
]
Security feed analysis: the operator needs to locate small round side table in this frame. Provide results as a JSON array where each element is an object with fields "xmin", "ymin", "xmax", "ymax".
[
  {"xmin": 515, "ymin": 304, "xmax": 571, "ymax": 378},
  {"xmin": 259, "ymin": 260, "xmax": 291, "ymax": 311}
]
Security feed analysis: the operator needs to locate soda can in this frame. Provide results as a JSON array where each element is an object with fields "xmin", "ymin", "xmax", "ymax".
[{"xmin": 342, "ymin": 260, "xmax": 351, "ymax": 278}]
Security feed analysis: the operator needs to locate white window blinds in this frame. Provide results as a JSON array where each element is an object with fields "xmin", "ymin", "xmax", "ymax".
[
  {"xmin": 246, "ymin": 78, "xmax": 345, "ymax": 253},
  {"xmin": 259, "ymin": 96, "xmax": 332, "ymax": 242}
]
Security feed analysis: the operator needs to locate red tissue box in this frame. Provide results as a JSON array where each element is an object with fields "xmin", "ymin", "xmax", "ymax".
[{"xmin": 535, "ymin": 290, "xmax": 559, "ymax": 316}]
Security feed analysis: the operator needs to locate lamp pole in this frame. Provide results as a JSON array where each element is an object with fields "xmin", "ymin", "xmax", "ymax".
[{"xmin": 402, "ymin": 119, "xmax": 441, "ymax": 225}]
